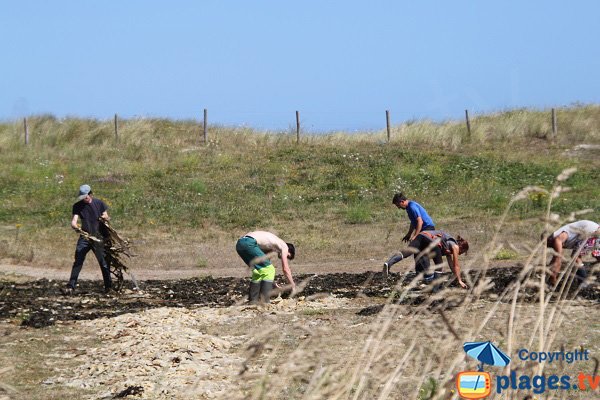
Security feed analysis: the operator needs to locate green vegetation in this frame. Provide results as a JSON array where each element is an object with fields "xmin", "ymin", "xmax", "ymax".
[
  {"xmin": 0, "ymin": 106, "xmax": 599, "ymax": 266},
  {"xmin": 302, "ymin": 308, "xmax": 327, "ymax": 316},
  {"xmin": 417, "ymin": 377, "xmax": 439, "ymax": 400},
  {"xmin": 195, "ymin": 256, "xmax": 208, "ymax": 269},
  {"xmin": 493, "ymin": 247, "xmax": 520, "ymax": 260}
]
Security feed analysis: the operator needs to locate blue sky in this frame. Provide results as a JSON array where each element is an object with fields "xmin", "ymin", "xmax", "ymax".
[{"xmin": 1, "ymin": 1, "xmax": 599, "ymax": 132}]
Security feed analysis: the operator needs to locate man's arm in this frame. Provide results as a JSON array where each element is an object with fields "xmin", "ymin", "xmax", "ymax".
[
  {"xmin": 71, "ymin": 214, "xmax": 80, "ymax": 230},
  {"xmin": 448, "ymin": 246, "xmax": 467, "ymax": 289},
  {"xmin": 100, "ymin": 211, "xmax": 110, "ymax": 221},
  {"xmin": 403, "ymin": 205, "xmax": 418, "ymax": 242},
  {"xmin": 410, "ymin": 217, "xmax": 424, "ymax": 241},
  {"xmin": 551, "ymin": 232, "xmax": 567, "ymax": 280},
  {"xmin": 280, "ymin": 251, "xmax": 295, "ymax": 290},
  {"xmin": 403, "ymin": 225, "xmax": 415, "ymax": 242}
]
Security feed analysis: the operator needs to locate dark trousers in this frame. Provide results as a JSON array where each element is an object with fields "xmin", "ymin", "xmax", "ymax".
[
  {"xmin": 409, "ymin": 235, "xmax": 443, "ymax": 279},
  {"xmin": 68, "ymin": 236, "xmax": 112, "ymax": 290},
  {"xmin": 385, "ymin": 226, "xmax": 437, "ymax": 270}
]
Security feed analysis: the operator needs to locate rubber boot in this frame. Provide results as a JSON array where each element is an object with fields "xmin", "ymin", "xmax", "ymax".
[
  {"xmin": 575, "ymin": 265, "xmax": 587, "ymax": 280},
  {"xmin": 575, "ymin": 265, "xmax": 588, "ymax": 288},
  {"xmin": 432, "ymin": 270, "xmax": 444, "ymax": 293},
  {"xmin": 260, "ymin": 281, "xmax": 273, "ymax": 303},
  {"xmin": 249, "ymin": 281, "xmax": 261, "ymax": 303}
]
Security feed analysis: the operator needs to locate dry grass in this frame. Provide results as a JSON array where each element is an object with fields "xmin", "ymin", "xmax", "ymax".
[
  {"xmin": 2, "ymin": 105, "xmax": 600, "ymax": 151},
  {"xmin": 229, "ymin": 169, "xmax": 599, "ymax": 400},
  {"xmin": 1, "ymin": 110, "xmax": 599, "ymax": 398}
]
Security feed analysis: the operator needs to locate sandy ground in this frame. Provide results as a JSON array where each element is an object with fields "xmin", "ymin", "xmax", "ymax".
[
  {"xmin": 2, "ymin": 295, "xmax": 598, "ymax": 400},
  {"xmin": 1, "ymin": 260, "xmax": 598, "ymax": 400}
]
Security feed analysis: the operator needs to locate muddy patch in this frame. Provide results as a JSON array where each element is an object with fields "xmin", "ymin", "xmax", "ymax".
[{"xmin": 1, "ymin": 267, "xmax": 598, "ymax": 328}]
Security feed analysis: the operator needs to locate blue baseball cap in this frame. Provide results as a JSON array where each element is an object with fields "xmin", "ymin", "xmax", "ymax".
[{"xmin": 77, "ymin": 184, "xmax": 92, "ymax": 200}]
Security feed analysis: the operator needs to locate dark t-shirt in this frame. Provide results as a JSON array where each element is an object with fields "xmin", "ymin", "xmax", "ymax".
[{"xmin": 72, "ymin": 198, "xmax": 108, "ymax": 236}]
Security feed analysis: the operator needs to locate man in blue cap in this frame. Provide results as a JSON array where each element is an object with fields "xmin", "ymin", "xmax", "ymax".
[{"xmin": 64, "ymin": 184, "xmax": 112, "ymax": 294}]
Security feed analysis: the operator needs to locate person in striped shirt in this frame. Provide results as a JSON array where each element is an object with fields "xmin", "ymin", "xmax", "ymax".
[{"xmin": 544, "ymin": 220, "xmax": 599, "ymax": 285}]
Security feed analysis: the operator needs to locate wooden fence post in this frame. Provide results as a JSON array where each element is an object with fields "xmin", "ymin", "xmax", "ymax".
[
  {"xmin": 465, "ymin": 109, "xmax": 472, "ymax": 138},
  {"xmin": 114, "ymin": 114, "xmax": 119, "ymax": 141},
  {"xmin": 386, "ymin": 110, "xmax": 391, "ymax": 143},
  {"xmin": 551, "ymin": 108, "xmax": 557, "ymax": 137},
  {"xmin": 203, "ymin": 108, "xmax": 208, "ymax": 144},
  {"xmin": 296, "ymin": 111, "xmax": 300, "ymax": 144},
  {"xmin": 23, "ymin": 117, "xmax": 29, "ymax": 145}
]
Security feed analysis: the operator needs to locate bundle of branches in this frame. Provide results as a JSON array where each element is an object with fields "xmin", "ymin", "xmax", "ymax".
[
  {"xmin": 74, "ymin": 220, "xmax": 136, "ymax": 292},
  {"xmin": 100, "ymin": 218, "xmax": 136, "ymax": 291}
]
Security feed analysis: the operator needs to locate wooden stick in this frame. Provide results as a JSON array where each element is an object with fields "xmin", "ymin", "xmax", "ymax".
[
  {"xmin": 296, "ymin": 110, "xmax": 300, "ymax": 144},
  {"xmin": 24, "ymin": 117, "xmax": 29, "ymax": 145},
  {"xmin": 551, "ymin": 108, "xmax": 557, "ymax": 137},
  {"xmin": 203, "ymin": 108, "xmax": 208, "ymax": 143},
  {"xmin": 465, "ymin": 109, "xmax": 472, "ymax": 137},
  {"xmin": 114, "ymin": 113, "xmax": 119, "ymax": 141},
  {"xmin": 386, "ymin": 110, "xmax": 391, "ymax": 143}
]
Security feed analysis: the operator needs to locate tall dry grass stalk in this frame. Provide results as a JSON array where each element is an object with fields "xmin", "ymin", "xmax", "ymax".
[{"xmin": 228, "ymin": 168, "xmax": 596, "ymax": 400}]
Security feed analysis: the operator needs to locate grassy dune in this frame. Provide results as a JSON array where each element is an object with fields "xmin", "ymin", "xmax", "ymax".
[
  {"xmin": 1, "ymin": 106, "xmax": 600, "ymax": 400},
  {"xmin": 0, "ymin": 106, "xmax": 599, "ymax": 270}
]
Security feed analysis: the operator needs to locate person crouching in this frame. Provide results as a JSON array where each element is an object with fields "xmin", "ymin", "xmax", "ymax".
[
  {"xmin": 236, "ymin": 231, "xmax": 296, "ymax": 303},
  {"xmin": 383, "ymin": 230, "xmax": 469, "ymax": 289}
]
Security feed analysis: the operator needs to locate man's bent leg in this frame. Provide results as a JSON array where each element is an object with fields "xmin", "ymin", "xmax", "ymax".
[
  {"xmin": 68, "ymin": 237, "xmax": 91, "ymax": 289},
  {"xmin": 260, "ymin": 281, "xmax": 273, "ymax": 303},
  {"xmin": 384, "ymin": 254, "xmax": 403, "ymax": 276},
  {"xmin": 251, "ymin": 265, "xmax": 275, "ymax": 303},
  {"xmin": 410, "ymin": 236, "xmax": 435, "ymax": 282},
  {"xmin": 249, "ymin": 282, "xmax": 261, "ymax": 303},
  {"xmin": 415, "ymin": 254, "xmax": 434, "ymax": 282},
  {"xmin": 92, "ymin": 240, "xmax": 112, "ymax": 291},
  {"xmin": 249, "ymin": 267, "xmax": 265, "ymax": 303}
]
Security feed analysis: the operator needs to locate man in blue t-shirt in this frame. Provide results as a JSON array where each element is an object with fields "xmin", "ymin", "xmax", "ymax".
[
  {"xmin": 392, "ymin": 193, "xmax": 435, "ymax": 243},
  {"xmin": 64, "ymin": 184, "xmax": 112, "ymax": 294}
]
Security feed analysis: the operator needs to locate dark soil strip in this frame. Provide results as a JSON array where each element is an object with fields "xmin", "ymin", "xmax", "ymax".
[{"xmin": 1, "ymin": 267, "xmax": 597, "ymax": 328}]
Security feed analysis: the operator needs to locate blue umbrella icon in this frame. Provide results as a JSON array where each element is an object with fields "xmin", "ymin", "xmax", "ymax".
[{"xmin": 463, "ymin": 341, "xmax": 511, "ymax": 371}]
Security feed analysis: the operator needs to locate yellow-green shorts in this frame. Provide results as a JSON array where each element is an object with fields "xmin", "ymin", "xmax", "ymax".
[{"xmin": 251, "ymin": 264, "xmax": 275, "ymax": 282}]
